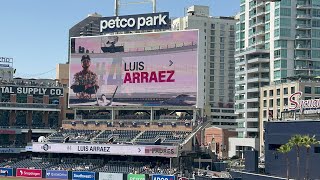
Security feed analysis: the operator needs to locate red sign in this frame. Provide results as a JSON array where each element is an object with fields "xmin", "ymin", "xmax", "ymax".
[
  {"xmin": 16, "ymin": 168, "xmax": 42, "ymax": 178},
  {"xmin": 0, "ymin": 130, "xmax": 16, "ymax": 134},
  {"xmin": 178, "ymin": 177, "xmax": 189, "ymax": 180}
]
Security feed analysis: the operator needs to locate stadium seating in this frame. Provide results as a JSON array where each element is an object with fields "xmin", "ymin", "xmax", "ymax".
[
  {"xmin": 8, "ymin": 158, "xmax": 58, "ymax": 169},
  {"xmin": 94, "ymin": 130, "xmax": 141, "ymax": 143},
  {"xmin": 45, "ymin": 129, "xmax": 191, "ymax": 145},
  {"xmin": 135, "ymin": 131, "xmax": 190, "ymax": 145},
  {"xmin": 47, "ymin": 129, "xmax": 100, "ymax": 143},
  {"xmin": 49, "ymin": 158, "xmax": 102, "ymax": 171},
  {"xmin": 94, "ymin": 162, "xmax": 144, "ymax": 173}
]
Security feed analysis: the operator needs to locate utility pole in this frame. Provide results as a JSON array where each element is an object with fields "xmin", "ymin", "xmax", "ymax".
[{"xmin": 114, "ymin": 0, "xmax": 157, "ymax": 16}]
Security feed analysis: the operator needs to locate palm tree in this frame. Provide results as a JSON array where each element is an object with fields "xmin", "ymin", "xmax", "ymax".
[
  {"xmin": 288, "ymin": 134, "xmax": 304, "ymax": 180},
  {"xmin": 277, "ymin": 143, "xmax": 292, "ymax": 180},
  {"xmin": 302, "ymin": 135, "xmax": 319, "ymax": 180}
]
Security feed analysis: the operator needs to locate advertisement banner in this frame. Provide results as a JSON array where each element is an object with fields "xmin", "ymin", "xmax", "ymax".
[
  {"xmin": 72, "ymin": 171, "xmax": 95, "ymax": 180},
  {"xmin": 0, "ymin": 168, "xmax": 13, "ymax": 176},
  {"xmin": 127, "ymin": 174, "xmax": 146, "ymax": 180},
  {"xmin": 99, "ymin": 172, "xmax": 123, "ymax": 180},
  {"xmin": 0, "ymin": 148, "xmax": 21, "ymax": 153},
  {"xmin": 46, "ymin": 170, "xmax": 68, "ymax": 179},
  {"xmin": 16, "ymin": 168, "xmax": 42, "ymax": 178},
  {"xmin": 0, "ymin": 86, "xmax": 63, "ymax": 96},
  {"xmin": 69, "ymin": 30, "xmax": 199, "ymax": 108},
  {"xmin": 32, "ymin": 143, "xmax": 178, "ymax": 157},
  {"xmin": 0, "ymin": 129, "xmax": 21, "ymax": 134},
  {"xmin": 100, "ymin": 12, "xmax": 170, "ymax": 33},
  {"xmin": 152, "ymin": 175, "xmax": 175, "ymax": 180},
  {"xmin": 177, "ymin": 177, "xmax": 189, "ymax": 180}
]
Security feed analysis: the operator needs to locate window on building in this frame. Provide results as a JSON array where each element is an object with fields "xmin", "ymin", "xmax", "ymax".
[
  {"xmin": 270, "ymin": 99, "xmax": 274, "ymax": 107},
  {"xmin": 283, "ymin": 98, "xmax": 288, "ymax": 106},
  {"xmin": 264, "ymin": 100, "xmax": 267, "ymax": 107},
  {"xmin": 305, "ymin": 86, "xmax": 312, "ymax": 94},
  {"xmin": 284, "ymin": 88, "xmax": 288, "ymax": 94},
  {"xmin": 270, "ymin": 90, "xmax": 274, "ymax": 97},
  {"xmin": 291, "ymin": 87, "xmax": 295, "ymax": 94},
  {"xmin": 264, "ymin": 90, "xmax": 267, "ymax": 97},
  {"xmin": 314, "ymin": 147, "xmax": 320, "ymax": 153},
  {"xmin": 277, "ymin": 89, "xmax": 280, "ymax": 95},
  {"xmin": 315, "ymin": 87, "xmax": 320, "ymax": 94}
]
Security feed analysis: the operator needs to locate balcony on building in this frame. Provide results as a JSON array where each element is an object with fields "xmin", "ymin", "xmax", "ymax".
[
  {"xmin": 296, "ymin": 23, "xmax": 312, "ymax": 29},
  {"xmin": 296, "ymin": 3, "xmax": 312, "ymax": 9}
]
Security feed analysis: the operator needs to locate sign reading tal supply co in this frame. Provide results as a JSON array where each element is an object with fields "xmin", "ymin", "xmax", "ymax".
[
  {"xmin": 289, "ymin": 91, "xmax": 320, "ymax": 114},
  {"xmin": 100, "ymin": 12, "xmax": 170, "ymax": 33}
]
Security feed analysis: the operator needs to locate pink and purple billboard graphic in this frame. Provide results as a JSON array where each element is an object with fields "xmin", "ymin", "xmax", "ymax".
[{"xmin": 69, "ymin": 30, "xmax": 199, "ymax": 107}]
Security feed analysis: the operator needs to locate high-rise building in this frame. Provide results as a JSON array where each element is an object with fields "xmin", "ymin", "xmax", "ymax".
[
  {"xmin": 172, "ymin": 5, "xmax": 237, "ymax": 129},
  {"xmin": 232, "ymin": 0, "xmax": 320, "ymax": 158}
]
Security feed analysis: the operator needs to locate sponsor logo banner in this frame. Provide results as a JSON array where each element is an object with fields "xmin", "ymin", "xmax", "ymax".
[
  {"xmin": 0, "ymin": 148, "xmax": 21, "ymax": 153},
  {"xmin": 99, "ymin": 172, "xmax": 123, "ymax": 180},
  {"xmin": 46, "ymin": 170, "xmax": 68, "ymax": 179},
  {"xmin": 72, "ymin": 171, "xmax": 95, "ymax": 180},
  {"xmin": 152, "ymin": 175, "xmax": 175, "ymax": 180},
  {"xmin": 16, "ymin": 168, "xmax": 42, "ymax": 178},
  {"xmin": 145, "ymin": 146, "xmax": 178, "ymax": 157},
  {"xmin": 177, "ymin": 177, "xmax": 189, "ymax": 180},
  {"xmin": 127, "ymin": 174, "xmax": 146, "ymax": 180},
  {"xmin": 32, "ymin": 143, "xmax": 178, "ymax": 157},
  {"xmin": 0, "ymin": 86, "xmax": 63, "ymax": 96},
  {"xmin": 100, "ymin": 12, "xmax": 170, "ymax": 33},
  {"xmin": 0, "ymin": 168, "xmax": 13, "ymax": 176},
  {"xmin": 0, "ymin": 129, "xmax": 20, "ymax": 134},
  {"xmin": 69, "ymin": 30, "xmax": 199, "ymax": 108}
]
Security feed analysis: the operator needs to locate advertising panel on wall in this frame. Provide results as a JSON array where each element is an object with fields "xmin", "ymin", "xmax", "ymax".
[
  {"xmin": 99, "ymin": 172, "xmax": 123, "ymax": 180},
  {"xmin": 0, "ymin": 148, "xmax": 21, "ymax": 153},
  {"xmin": 46, "ymin": 170, "xmax": 68, "ymax": 179},
  {"xmin": 177, "ymin": 177, "xmax": 189, "ymax": 180},
  {"xmin": 16, "ymin": 168, "xmax": 42, "ymax": 178},
  {"xmin": 32, "ymin": 142, "xmax": 178, "ymax": 157},
  {"xmin": 0, "ymin": 129, "xmax": 21, "ymax": 134},
  {"xmin": 127, "ymin": 174, "xmax": 146, "ymax": 180},
  {"xmin": 289, "ymin": 91, "xmax": 320, "ymax": 114},
  {"xmin": 72, "ymin": 171, "xmax": 95, "ymax": 180},
  {"xmin": 0, "ymin": 168, "xmax": 13, "ymax": 176},
  {"xmin": 152, "ymin": 174, "xmax": 175, "ymax": 180},
  {"xmin": 69, "ymin": 30, "xmax": 199, "ymax": 108}
]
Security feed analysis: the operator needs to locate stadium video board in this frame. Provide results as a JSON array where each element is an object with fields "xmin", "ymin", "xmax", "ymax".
[{"xmin": 69, "ymin": 30, "xmax": 199, "ymax": 107}]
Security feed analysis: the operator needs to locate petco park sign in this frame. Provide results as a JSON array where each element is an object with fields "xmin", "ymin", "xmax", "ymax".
[
  {"xmin": 100, "ymin": 12, "xmax": 170, "ymax": 33},
  {"xmin": 289, "ymin": 91, "xmax": 320, "ymax": 114}
]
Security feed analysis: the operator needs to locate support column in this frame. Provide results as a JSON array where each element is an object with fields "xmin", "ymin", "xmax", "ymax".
[
  {"xmin": 27, "ymin": 111, "xmax": 32, "ymax": 127},
  {"xmin": 150, "ymin": 107, "xmax": 154, "ymax": 121},
  {"xmin": 74, "ymin": 109, "xmax": 77, "ymax": 119},
  {"xmin": 9, "ymin": 110, "xmax": 16, "ymax": 126},
  {"xmin": 193, "ymin": 109, "xmax": 197, "ymax": 126},
  {"xmin": 43, "ymin": 112, "xmax": 49, "ymax": 127},
  {"xmin": 111, "ymin": 107, "xmax": 115, "ymax": 124},
  {"xmin": 59, "ymin": 96, "xmax": 65, "ymax": 127}
]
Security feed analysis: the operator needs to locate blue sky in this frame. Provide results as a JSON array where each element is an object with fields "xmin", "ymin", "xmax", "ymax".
[{"xmin": 0, "ymin": 0, "xmax": 239, "ymax": 79}]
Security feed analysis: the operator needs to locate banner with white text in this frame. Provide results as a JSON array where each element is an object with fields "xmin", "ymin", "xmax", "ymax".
[
  {"xmin": 32, "ymin": 143, "xmax": 178, "ymax": 157},
  {"xmin": 69, "ymin": 30, "xmax": 199, "ymax": 107}
]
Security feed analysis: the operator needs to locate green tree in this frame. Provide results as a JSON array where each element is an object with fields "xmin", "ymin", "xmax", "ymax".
[
  {"xmin": 277, "ymin": 143, "xmax": 292, "ymax": 180},
  {"xmin": 288, "ymin": 134, "xmax": 304, "ymax": 180},
  {"xmin": 302, "ymin": 135, "xmax": 319, "ymax": 180}
]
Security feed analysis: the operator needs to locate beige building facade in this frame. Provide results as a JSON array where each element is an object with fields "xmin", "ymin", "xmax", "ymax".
[{"xmin": 259, "ymin": 80, "xmax": 320, "ymax": 155}]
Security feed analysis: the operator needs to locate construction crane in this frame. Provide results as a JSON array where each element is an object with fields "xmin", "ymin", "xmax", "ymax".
[{"xmin": 114, "ymin": 0, "xmax": 157, "ymax": 16}]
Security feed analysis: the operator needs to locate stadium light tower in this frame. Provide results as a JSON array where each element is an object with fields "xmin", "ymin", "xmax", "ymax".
[{"xmin": 114, "ymin": 0, "xmax": 157, "ymax": 16}]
